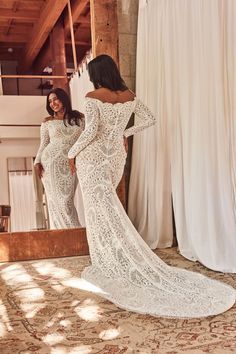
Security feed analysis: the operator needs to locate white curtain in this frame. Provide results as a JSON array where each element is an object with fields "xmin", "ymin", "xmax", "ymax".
[
  {"xmin": 9, "ymin": 171, "xmax": 37, "ymax": 232},
  {"xmin": 70, "ymin": 55, "xmax": 93, "ymax": 114},
  {"xmin": 128, "ymin": 0, "xmax": 173, "ymax": 249},
  {"xmin": 130, "ymin": 0, "xmax": 236, "ymax": 272}
]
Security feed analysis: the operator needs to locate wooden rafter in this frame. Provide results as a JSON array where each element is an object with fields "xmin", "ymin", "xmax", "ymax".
[
  {"xmin": 65, "ymin": 40, "xmax": 90, "ymax": 45},
  {"xmin": 19, "ymin": 0, "xmax": 68, "ymax": 72},
  {"xmin": 64, "ymin": 0, "xmax": 89, "ymax": 34},
  {"xmin": 0, "ymin": 8, "xmax": 39, "ymax": 21},
  {"xmin": 0, "ymin": 33, "xmax": 27, "ymax": 42},
  {"xmin": 4, "ymin": 1, "xmax": 18, "ymax": 35},
  {"xmin": 77, "ymin": 15, "xmax": 90, "ymax": 25}
]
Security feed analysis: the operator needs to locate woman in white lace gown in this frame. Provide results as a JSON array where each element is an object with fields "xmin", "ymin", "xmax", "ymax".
[
  {"xmin": 68, "ymin": 55, "xmax": 235, "ymax": 318},
  {"xmin": 35, "ymin": 88, "xmax": 83, "ymax": 229}
]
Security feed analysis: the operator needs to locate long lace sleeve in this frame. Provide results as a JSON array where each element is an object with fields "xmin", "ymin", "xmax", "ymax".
[
  {"xmin": 124, "ymin": 99, "xmax": 157, "ymax": 138},
  {"xmin": 34, "ymin": 122, "xmax": 50, "ymax": 164},
  {"xmin": 68, "ymin": 99, "xmax": 99, "ymax": 159}
]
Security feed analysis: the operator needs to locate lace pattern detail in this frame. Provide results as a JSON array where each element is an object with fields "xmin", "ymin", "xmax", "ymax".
[
  {"xmin": 124, "ymin": 99, "xmax": 156, "ymax": 137},
  {"xmin": 35, "ymin": 119, "xmax": 84, "ymax": 229},
  {"xmin": 70, "ymin": 98, "xmax": 235, "ymax": 318}
]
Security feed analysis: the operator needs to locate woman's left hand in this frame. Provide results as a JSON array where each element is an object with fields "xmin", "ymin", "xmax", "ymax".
[{"xmin": 68, "ymin": 158, "xmax": 77, "ymax": 175}]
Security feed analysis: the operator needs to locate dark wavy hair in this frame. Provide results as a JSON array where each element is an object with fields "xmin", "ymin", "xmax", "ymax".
[
  {"xmin": 88, "ymin": 54, "xmax": 127, "ymax": 91},
  {"xmin": 46, "ymin": 88, "xmax": 83, "ymax": 126}
]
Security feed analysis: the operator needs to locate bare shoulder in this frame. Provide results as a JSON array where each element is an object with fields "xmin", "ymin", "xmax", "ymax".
[
  {"xmin": 125, "ymin": 89, "xmax": 136, "ymax": 101},
  {"xmin": 43, "ymin": 116, "xmax": 53, "ymax": 123},
  {"xmin": 85, "ymin": 88, "xmax": 105, "ymax": 99}
]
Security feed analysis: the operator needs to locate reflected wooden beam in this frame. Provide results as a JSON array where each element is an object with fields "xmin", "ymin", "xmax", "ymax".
[
  {"xmin": 19, "ymin": 0, "xmax": 68, "ymax": 73},
  {"xmin": 50, "ymin": 18, "xmax": 68, "ymax": 91},
  {"xmin": 33, "ymin": 40, "xmax": 51, "ymax": 74}
]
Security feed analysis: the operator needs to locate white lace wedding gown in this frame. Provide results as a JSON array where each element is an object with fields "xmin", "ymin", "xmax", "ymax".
[
  {"xmin": 68, "ymin": 97, "xmax": 235, "ymax": 318},
  {"xmin": 35, "ymin": 119, "xmax": 83, "ymax": 229}
]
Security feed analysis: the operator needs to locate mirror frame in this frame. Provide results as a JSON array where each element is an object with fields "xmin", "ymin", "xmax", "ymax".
[{"xmin": 0, "ymin": 227, "xmax": 88, "ymax": 262}]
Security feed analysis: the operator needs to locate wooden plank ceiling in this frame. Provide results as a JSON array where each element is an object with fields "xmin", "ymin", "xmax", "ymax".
[{"xmin": 0, "ymin": 0, "xmax": 91, "ymax": 73}]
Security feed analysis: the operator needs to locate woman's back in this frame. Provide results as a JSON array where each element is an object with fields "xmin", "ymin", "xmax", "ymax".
[{"xmin": 86, "ymin": 87, "xmax": 135, "ymax": 104}]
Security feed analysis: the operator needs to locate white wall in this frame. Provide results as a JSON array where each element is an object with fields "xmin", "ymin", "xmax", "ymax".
[{"xmin": 0, "ymin": 96, "xmax": 47, "ymax": 204}]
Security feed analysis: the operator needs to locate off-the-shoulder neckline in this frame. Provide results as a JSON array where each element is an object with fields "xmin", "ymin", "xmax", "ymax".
[
  {"xmin": 44, "ymin": 119, "xmax": 64, "ymax": 123},
  {"xmin": 85, "ymin": 96, "xmax": 137, "ymax": 106}
]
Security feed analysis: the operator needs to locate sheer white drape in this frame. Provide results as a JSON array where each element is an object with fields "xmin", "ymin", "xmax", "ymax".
[
  {"xmin": 70, "ymin": 56, "xmax": 93, "ymax": 114},
  {"xmin": 69, "ymin": 56, "xmax": 93, "ymax": 226},
  {"xmin": 129, "ymin": 0, "xmax": 236, "ymax": 272},
  {"xmin": 128, "ymin": 0, "xmax": 173, "ymax": 249},
  {"xmin": 9, "ymin": 171, "xmax": 37, "ymax": 232}
]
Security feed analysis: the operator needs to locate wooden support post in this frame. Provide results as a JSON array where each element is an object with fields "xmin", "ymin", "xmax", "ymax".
[
  {"xmin": 90, "ymin": 0, "xmax": 119, "ymax": 64},
  {"xmin": 50, "ymin": 18, "xmax": 68, "ymax": 92},
  {"xmin": 90, "ymin": 0, "xmax": 126, "ymax": 208}
]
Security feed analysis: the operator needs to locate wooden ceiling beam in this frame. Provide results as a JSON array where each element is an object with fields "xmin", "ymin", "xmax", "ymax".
[
  {"xmin": 0, "ymin": 25, "xmax": 33, "ymax": 34},
  {"xmin": 0, "ymin": 8, "xmax": 39, "ymax": 21},
  {"xmin": 77, "ymin": 15, "xmax": 90, "ymax": 25},
  {"xmin": 0, "ymin": 33, "xmax": 27, "ymax": 42},
  {"xmin": 19, "ymin": 0, "xmax": 68, "ymax": 72},
  {"xmin": 64, "ymin": 0, "xmax": 89, "ymax": 34},
  {"xmin": 65, "ymin": 40, "xmax": 90, "ymax": 46}
]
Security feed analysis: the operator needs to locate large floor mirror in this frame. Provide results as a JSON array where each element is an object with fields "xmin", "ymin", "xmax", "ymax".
[{"xmin": 0, "ymin": 0, "xmax": 122, "ymax": 262}]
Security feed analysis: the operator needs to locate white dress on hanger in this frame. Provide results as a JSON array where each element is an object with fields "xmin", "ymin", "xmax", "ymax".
[
  {"xmin": 35, "ymin": 119, "xmax": 83, "ymax": 229},
  {"xmin": 68, "ymin": 97, "xmax": 235, "ymax": 318}
]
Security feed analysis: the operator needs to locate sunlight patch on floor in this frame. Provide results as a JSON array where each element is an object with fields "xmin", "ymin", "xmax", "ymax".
[
  {"xmin": 62, "ymin": 277, "xmax": 107, "ymax": 294},
  {"xmin": 45, "ymin": 312, "xmax": 67, "ymax": 329},
  {"xmin": 0, "ymin": 264, "xmax": 45, "ymax": 318},
  {"xmin": 99, "ymin": 327, "xmax": 121, "ymax": 340},
  {"xmin": 51, "ymin": 345, "xmax": 92, "ymax": 354},
  {"xmin": 42, "ymin": 332, "xmax": 65, "ymax": 346},
  {"xmin": 1, "ymin": 264, "xmax": 34, "ymax": 285},
  {"xmin": 0, "ymin": 300, "xmax": 13, "ymax": 336},
  {"xmin": 74, "ymin": 298, "xmax": 103, "ymax": 321},
  {"xmin": 33, "ymin": 262, "xmax": 71, "ymax": 279}
]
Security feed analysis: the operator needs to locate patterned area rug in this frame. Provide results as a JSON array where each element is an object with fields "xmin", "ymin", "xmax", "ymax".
[{"xmin": 0, "ymin": 247, "xmax": 236, "ymax": 354}]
